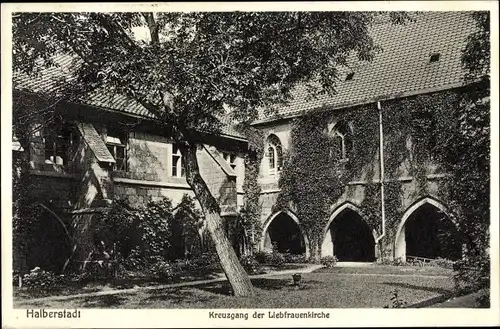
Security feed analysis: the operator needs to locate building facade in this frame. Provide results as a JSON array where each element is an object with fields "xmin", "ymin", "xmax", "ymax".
[{"xmin": 12, "ymin": 11, "xmax": 480, "ymax": 271}]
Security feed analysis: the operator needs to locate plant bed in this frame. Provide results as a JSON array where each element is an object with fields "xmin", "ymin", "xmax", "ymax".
[{"xmin": 263, "ymin": 263, "xmax": 311, "ymax": 272}]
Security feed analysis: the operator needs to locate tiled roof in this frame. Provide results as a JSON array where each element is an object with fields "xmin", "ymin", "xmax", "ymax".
[
  {"xmin": 257, "ymin": 11, "xmax": 477, "ymax": 123},
  {"xmin": 13, "ymin": 12, "xmax": 476, "ymax": 134},
  {"xmin": 14, "ymin": 56, "xmax": 246, "ymax": 139}
]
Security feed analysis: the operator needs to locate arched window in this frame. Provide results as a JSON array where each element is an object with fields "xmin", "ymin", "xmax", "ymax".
[
  {"xmin": 266, "ymin": 134, "xmax": 283, "ymax": 176},
  {"xmin": 171, "ymin": 144, "xmax": 185, "ymax": 177},
  {"xmin": 331, "ymin": 121, "xmax": 352, "ymax": 160}
]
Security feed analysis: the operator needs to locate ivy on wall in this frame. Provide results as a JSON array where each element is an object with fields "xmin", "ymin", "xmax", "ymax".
[
  {"xmin": 275, "ymin": 88, "xmax": 468, "ymax": 261},
  {"xmin": 235, "ymin": 124, "xmax": 265, "ymax": 255},
  {"xmin": 275, "ymin": 110, "xmax": 346, "ymax": 261}
]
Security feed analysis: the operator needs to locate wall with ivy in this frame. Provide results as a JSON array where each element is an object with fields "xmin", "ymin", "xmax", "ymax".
[{"xmin": 253, "ymin": 89, "xmax": 466, "ymax": 260}]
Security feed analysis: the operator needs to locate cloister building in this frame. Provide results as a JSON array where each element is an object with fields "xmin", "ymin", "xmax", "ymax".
[{"xmin": 12, "ymin": 11, "xmax": 479, "ymax": 271}]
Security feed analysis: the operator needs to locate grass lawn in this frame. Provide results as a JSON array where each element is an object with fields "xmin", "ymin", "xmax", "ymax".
[
  {"xmin": 12, "ymin": 263, "xmax": 309, "ymax": 300},
  {"xmin": 13, "ymin": 266, "xmax": 456, "ymax": 309}
]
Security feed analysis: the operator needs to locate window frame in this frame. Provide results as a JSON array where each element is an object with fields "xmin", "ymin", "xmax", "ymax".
[
  {"xmin": 43, "ymin": 123, "xmax": 75, "ymax": 167},
  {"xmin": 331, "ymin": 121, "xmax": 352, "ymax": 161},
  {"xmin": 266, "ymin": 134, "xmax": 284, "ymax": 176},
  {"xmin": 105, "ymin": 128, "xmax": 128, "ymax": 171},
  {"xmin": 171, "ymin": 144, "xmax": 185, "ymax": 177}
]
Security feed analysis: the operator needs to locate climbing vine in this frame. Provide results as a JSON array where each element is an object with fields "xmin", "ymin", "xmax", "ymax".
[
  {"xmin": 276, "ymin": 88, "xmax": 466, "ymax": 262},
  {"xmin": 235, "ymin": 124, "xmax": 265, "ymax": 255},
  {"xmin": 275, "ymin": 110, "xmax": 346, "ymax": 261}
]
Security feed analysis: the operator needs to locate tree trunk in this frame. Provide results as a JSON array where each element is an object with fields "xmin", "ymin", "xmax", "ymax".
[{"xmin": 180, "ymin": 143, "xmax": 254, "ymax": 297}]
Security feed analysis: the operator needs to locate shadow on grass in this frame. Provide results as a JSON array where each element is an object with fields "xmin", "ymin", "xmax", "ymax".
[
  {"xmin": 145, "ymin": 288, "xmax": 213, "ymax": 305},
  {"xmin": 193, "ymin": 278, "xmax": 312, "ymax": 296},
  {"xmin": 251, "ymin": 278, "xmax": 291, "ymax": 290},
  {"xmin": 79, "ymin": 294, "xmax": 128, "ymax": 308}
]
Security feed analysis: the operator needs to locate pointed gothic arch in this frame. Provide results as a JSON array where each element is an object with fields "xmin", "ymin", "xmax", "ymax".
[
  {"xmin": 321, "ymin": 202, "xmax": 377, "ymax": 262},
  {"xmin": 394, "ymin": 197, "xmax": 461, "ymax": 261},
  {"xmin": 260, "ymin": 210, "xmax": 310, "ymax": 257}
]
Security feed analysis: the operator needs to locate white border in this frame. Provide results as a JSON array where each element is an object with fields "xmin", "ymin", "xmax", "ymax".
[{"xmin": 2, "ymin": 1, "xmax": 499, "ymax": 328}]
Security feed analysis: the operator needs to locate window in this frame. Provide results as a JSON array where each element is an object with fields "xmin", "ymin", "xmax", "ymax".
[
  {"xmin": 171, "ymin": 144, "xmax": 185, "ymax": 177},
  {"xmin": 43, "ymin": 124, "xmax": 75, "ymax": 166},
  {"xmin": 266, "ymin": 134, "xmax": 283, "ymax": 176},
  {"xmin": 331, "ymin": 121, "xmax": 352, "ymax": 160},
  {"xmin": 429, "ymin": 53, "xmax": 440, "ymax": 63},
  {"xmin": 222, "ymin": 152, "xmax": 237, "ymax": 170},
  {"xmin": 106, "ymin": 128, "xmax": 127, "ymax": 171}
]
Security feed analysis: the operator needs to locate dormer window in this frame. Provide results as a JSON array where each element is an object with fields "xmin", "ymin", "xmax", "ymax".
[
  {"xmin": 429, "ymin": 53, "xmax": 440, "ymax": 63},
  {"xmin": 266, "ymin": 134, "xmax": 283, "ymax": 176},
  {"xmin": 345, "ymin": 72, "xmax": 355, "ymax": 81}
]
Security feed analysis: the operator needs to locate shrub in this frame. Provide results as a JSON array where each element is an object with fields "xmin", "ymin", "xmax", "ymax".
[
  {"xmin": 379, "ymin": 257, "xmax": 405, "ymax": 266},
  {"xmin": 240, "ymin": 255, "xmax": 263, "ymax": 275},
  {"xmin": 136, "ymin": 198, "xmax": 173, "ymax": 262},
  {"xmin": 169, "ymin": 194, "xmax": 204, "ymax": 260},
  {"xmin": 393, "ymin": 257, "xmax": 405, "ymax": 266},
  {"xmin": 94, "ymin": 199, "xmax": 139, "ymax": 262},
  {"xmin": 68, "ymin": 272, "xmax": 93, "ymax": 284},
  {"xmin": 476, "ymin": 289, "xmax": 490, "ymax": 308},
  {"xmin": 428, "ymin": 257, "xmax": 455, "ymax": 269},
  {"xmin": 269, "ymin": 252, "xmax": 286, "ymax": 267},
  {"xmin": 282, "ymin": 253, "xmax": 307, "ymax": 264},
  {"xmin": 254, "ymin": 251, "xmax": 286, "ymax": 267},
  {"xmin": 320, "ymin": 255, "xmax": 338, "ymax": 268},
  {"xmin": 94, "ymin": 198, "xmax": 174, "ymax": 270},
  {"xmin": 150, "ymin": 261, "xmax": 177, "ymax": 282},
  {"xmin": 254, "ymin": 251, "xmax": 270, "ymax": 264},
  {"xmin": 189, "ymin": 253, "xmax": 221, "ymax": 273},
  {"xmin": 453, "ymin": 253, "xmax": 490, "ymax": 295},
  {"xmin": 168, "ymin": 253, "xmax": 221, "ymax": 276},
  {"xmin": 20, "ymin": 267, "xmax": 64, "ymax": 290}
]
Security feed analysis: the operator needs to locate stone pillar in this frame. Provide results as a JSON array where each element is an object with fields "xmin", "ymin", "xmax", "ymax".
[
  {"xmin": 394, "ymin": 230, "xmax": 406, "ymax": 261},
  {"xmin": 321, "ymin": 229, "xmax": 334, "ymax": 257},
  {"xmin": 263, "ymin": 231, "xmax": 273, "ymax": 252}
]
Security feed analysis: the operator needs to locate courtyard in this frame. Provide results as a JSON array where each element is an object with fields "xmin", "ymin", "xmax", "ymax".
[{"xmin": 14, "ymin": 265, "xmax": 462, "ymax": 309}]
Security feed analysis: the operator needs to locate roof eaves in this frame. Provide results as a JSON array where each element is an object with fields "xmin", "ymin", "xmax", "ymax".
[{"xmin": 251, "ymin": 81, "xmax": 468, "ymax": 126}]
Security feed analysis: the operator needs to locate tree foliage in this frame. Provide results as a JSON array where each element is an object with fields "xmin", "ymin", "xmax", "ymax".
[
  {"xmin": 451, "ymin": 11, "xmax": 490, "ymax": 299},
  {"xmin": 12, "ymin": 11, "xmax": 411, "ymax": 296},
  {"xmin": 13, "ymin": 12, "xmax": 413, "ymax": 133}
]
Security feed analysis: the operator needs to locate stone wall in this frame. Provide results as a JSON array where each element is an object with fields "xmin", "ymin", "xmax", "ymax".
[{"xmin": 254, "ymin": 109, "xmax": 456, "ymax": 261}]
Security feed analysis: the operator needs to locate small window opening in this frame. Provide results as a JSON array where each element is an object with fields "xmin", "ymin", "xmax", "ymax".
[
  {"xmin": 345, "ymin": 72, "xmax": 355, "ymax": 81},
  {"xmin": 222, "ymin": 152, "xmax": 237, "ymax": 170},
  {"xmin": 429, "ymin": 53, "xmax": 440, "ymax": 63},
  {"xmin": 171, "ymin": 144, "xmax": 185, "ymax": 177},
  {"xmin": 106, "ymin": 127, "xmax": 128, "ymax": 171},
  {"xmin": 266, "ymin": 134, "xmax": 284, "ymax": 176},
  {"xmin": 331, "ymin": 121, "xmax": 352, "ymax": 161}
]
